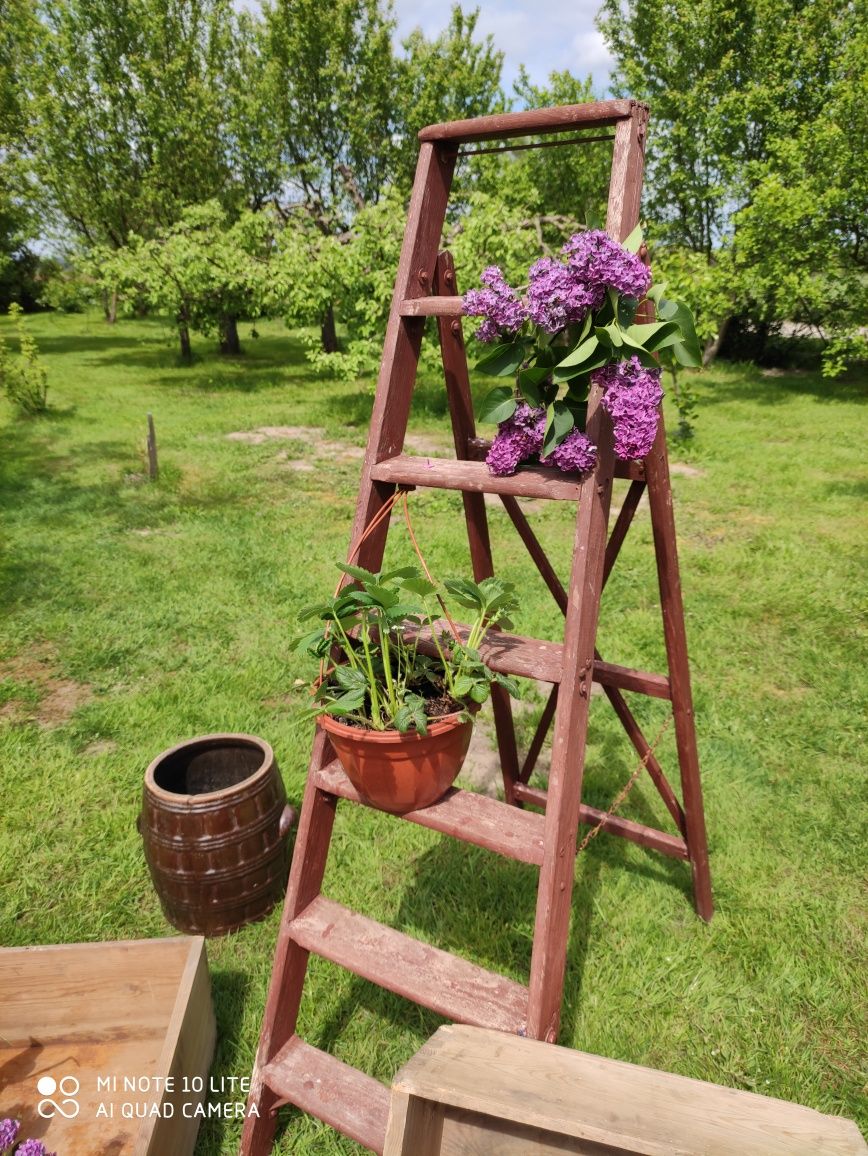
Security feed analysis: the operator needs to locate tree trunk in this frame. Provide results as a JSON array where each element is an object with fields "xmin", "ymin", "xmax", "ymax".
[
  {"xmin": 320, "ymin": 302, "xmax": 339, "ymax": 353},
  {"xmin": 219, "ymin": 314, "xmax": 242, "ymax": 355},
  {"xmin": 103, "ymin": 289, "xmax": 118, "ymax": 324},
  {"xmin": 702, "ymin": 315, "xmax": 731, "ymax": 366},
  {"xmin": 177, "ymin": 314, "xmax": 192, "ymax": 361}
]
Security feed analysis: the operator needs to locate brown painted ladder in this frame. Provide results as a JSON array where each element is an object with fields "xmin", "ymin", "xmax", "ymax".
[{"xmin": 242, "ymin": 100, "xmax": 713, "ymax": 1156}]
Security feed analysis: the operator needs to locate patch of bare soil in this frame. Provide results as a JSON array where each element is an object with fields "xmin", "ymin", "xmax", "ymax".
[
  {"xmin": 0, "ymin": 645, "xmax": 93, "ymax": 728},
  {"xmin": 403, "ymin": 433, "xmax": 452, "ymax": 457},
  {"xmin": 83, "ymin": 739, "xmax": 119, "ymax": 756},
  {"xmin": 670, "ymin": 462, "xmax": 706, "ymax": 478},
  {"xmin": 228, "ymin": 425, "xmax": 366, "ymax": 469}
]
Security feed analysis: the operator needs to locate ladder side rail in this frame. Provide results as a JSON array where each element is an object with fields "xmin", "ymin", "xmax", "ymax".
[
  {"xmin": 419, "ymin": 100, "xmax": 641, "ymax": 144},
  {"xmin": 526, "ymin": 107, "xmax": 648, "ymax": 1044},
  {"xmin": 433, "ymin": 250, "xmax": 521, "ymax": 801},
  {"xmin": 241, "ymin": 730, "xmax": 338, "ymax": 1155},
  {"xmin": 348, "ymin": 143, "xmax": 457, "ymax": 574},
  {"xmin": 644, "ymin": 419, "xmax": 714, "ymax": 920}
]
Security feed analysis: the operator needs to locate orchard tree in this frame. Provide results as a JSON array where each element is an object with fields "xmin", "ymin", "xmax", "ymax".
[
  {"xmin": 0, "ymin": 0, "xmax": 42, "ymax": 307},
  {"xmin": 599, "ymin": 0, "xmax": 867, "ymax": 367},
  {"xmin": 98, "ymin": 202, "xmax": 277, "ymax": 358},
  {"xmin": 394, "ymin": 7, "xmax": 504, "ymax": 190},
  {"xmin": 29, "ymin": 0, "xmax": 265, "ymax": 319}
]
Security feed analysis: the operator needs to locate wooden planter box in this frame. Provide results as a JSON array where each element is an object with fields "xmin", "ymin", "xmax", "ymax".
[
  {"xmin": 385, "ymin": 1025, "xmax": 867, "ymax": 1156},
  {"xmin": 0, "ymin": 937, "xmax": 216, "ymax": 1156}
]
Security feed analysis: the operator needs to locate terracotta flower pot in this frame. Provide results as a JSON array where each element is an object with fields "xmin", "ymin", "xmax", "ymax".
[{"xmin": 318, "ymin": 710, "xmax": 474, "ymax": 814}]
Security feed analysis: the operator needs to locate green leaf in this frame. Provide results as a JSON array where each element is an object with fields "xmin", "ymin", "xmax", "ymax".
[
  {"xmin": 331, "ymin": 665, "xmax": 368, "ymax": 691},
  {"xmin": 667, "ymin": 300, "xmax": 702, "ymax": 366},
  {"xmin": 622, "ymin": 223, "xmax": 643, "ymax": 253},
  {"xmin": 452, "ymin": 675, "xmax": 474, "ymax": 698},
  {"xmin": 475, "ymin": 341, "xmax": 526, "ymax": 377},
  {"xmin": 477, "ymin": 385, "xmax": 517, "ymax": 425},
  {"xmin": 320, "ymin": 688, "xmax": 366, "ymax": 716},
  {"xmin": 552, "ymin": 334, "xmax": 599, "ymax": 371},
  {"xmin": 622, "ymin": 320, "xmax": 681, "ymax": 351},
  {"xmin": 542, "ymin": 401, "xmax": 575, "ymax": 457},
  {"xmin": 401, "ymin": 577, "xmax": 437, "ymax": 597},
  {"xmin": 656, "ymin": 297, "xmax": 679, "ymax": 321},
  {"xmin": 494, "ymin": 673, "xmax": 521, "ymax": 698},
  {"xmin": 517, "ymin": 365, "xmax": 550, "ymax": 407},
  {"xmin": 337, "ymin": 562, "xmax": 378, "ymax": 584}
]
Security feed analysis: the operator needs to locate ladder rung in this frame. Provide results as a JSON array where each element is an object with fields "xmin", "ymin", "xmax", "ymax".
[
  {"xmin": 418, "ymin": 100, "xmax": 636, "ymax": 144},
  {"xmin": 290, "ymin": 896, "xmax": 529, "ymax": 1033},
  {"xmin": 316, "ymin": 759, "xmax": 546, "ymax": 866},
  {"xmin": 512, "ymin": 783, "xmax": 690, "ymax": 860},
  {"xmin": 400, "ymin": 295, "xmax": 465, "ymax": 317},
  {"xmin": 405, "ymin": 624, "xmax": 671, "ymax": 698},
  {"xmin": 262, "ymin": 1035, "xmax": 389, "ymax": 1154},
  {"xmin": 371, "ymin": 454, "xmax": 584, "ymax": 500},
  {"xmin": 404, "ymin": 622, "xmax": 563, "ymax": 682}
]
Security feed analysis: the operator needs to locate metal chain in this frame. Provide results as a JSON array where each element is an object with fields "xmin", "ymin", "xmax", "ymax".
[{"xmin": 577, "ymin": 715, "xmax": 673, "ymax": 854}]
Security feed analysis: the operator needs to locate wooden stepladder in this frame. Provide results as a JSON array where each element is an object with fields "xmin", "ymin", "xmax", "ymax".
[{"xmin": 242, "ymin": 101, "xmax": 713, "ymax": 1156}]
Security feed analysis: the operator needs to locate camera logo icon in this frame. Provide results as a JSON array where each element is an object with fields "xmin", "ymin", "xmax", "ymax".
[{"xmin": 37, "ymin": 1075, "xmax": 80, "ymax": 1119}]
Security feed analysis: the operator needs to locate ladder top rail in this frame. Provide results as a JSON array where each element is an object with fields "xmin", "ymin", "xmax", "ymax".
[{"xmin": 418, "ymin": 100, "xmax": 645, "ymax": 145}]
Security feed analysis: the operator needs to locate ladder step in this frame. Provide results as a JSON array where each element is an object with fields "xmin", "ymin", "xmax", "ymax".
[
  {"xmin": 290, "ymin": 895, "xmax": 529, "ymax": 1034},
  {"xmin": 405, "ymin": 621, "xmax": 563, "ymax": 682},
  {"xmin": 262, "ymin": 1035, "xmax": 389, "ymax": 1154},
  {"xmin": 371, "ymin": 454, "xmax": 584, "ymax": 500},
  {"xmin": 405, "ymin": 623, "xmax": 671, "ymax": 698},
  {"xmin": 316, "ymin": 759, "xmax": 546, "ymax": 865}
]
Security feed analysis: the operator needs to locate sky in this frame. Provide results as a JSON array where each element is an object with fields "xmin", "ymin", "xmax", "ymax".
[{"xmin": 391, "ymin": 0, "xmax": 615, "ymax": 96}]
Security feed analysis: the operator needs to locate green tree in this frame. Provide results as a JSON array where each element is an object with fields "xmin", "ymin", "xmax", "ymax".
[
  {"xmin": 0, "ymin": 0, "xmax": 42, "ymax": 308},
  {"xmin": 29, "ymin": 0, "xmax": 251, "ymax": 318},
  {"xmin": 395, "ymin": 7, "xmax": 505, "ymax": 190},
  {"xmin": 599, "ymin": 0, "xmax": 867, "ymax": 368},
  {"xmin": 98, "ymin": 202, "xmax": 277, "ymax": 358}
]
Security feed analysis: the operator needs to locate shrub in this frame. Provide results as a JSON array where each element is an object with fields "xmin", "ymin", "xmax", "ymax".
[{"xmin": 0, "ymin": 303, "xmax": 49, "ymax": 414}]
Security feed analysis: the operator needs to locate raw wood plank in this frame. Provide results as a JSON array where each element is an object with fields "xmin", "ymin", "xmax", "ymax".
[
  {"xmin": 418, "ymin": 101, "xmax": 638, "ymax": 144},
  {"xmin": 391, "ymin": 1025, "xmax": 868, "ymax": 1156},
  {"xmin": 142, "ymin": 937, "xmax": 216, "ymax": 1156},
  {"xmin": 263, "ymin": 1035, "xmax": 389, "ymax": 1154},
  {"xmin": 316, "ymin": 759, "xmax": 546, "ymax": 866},
  {"xmin": 0, "ymin": 938, "xmax": 192, "ymax": 1045},
  {"xmin": 290, "ymin": 896, "xmax": 528, "ymax": 1033},
  {"xmin": 437, "ymin": 1106, "xmax": 615, "ymax": 1155},
  {"xmin": 384, "ymin": 1091, "xmax": 446, "ymax": 1156}
]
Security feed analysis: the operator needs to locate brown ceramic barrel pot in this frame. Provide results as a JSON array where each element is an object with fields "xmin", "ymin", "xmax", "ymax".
[{"xmin": 140, "ymin": 733, "xmax": 295, "ymax": 935}]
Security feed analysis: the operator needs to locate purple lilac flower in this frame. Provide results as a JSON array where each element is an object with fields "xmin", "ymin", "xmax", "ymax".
[
  {"xmin": 526, "ymin": 257, "xmax": 604, "ymax": 333},
  {"xmin": 562, "ymin": 230, "xmax": 651, "ymax": 300},
  {"xmin": 15, "ymin": 1141, "xmax": 55, "ymax": 1156},
  {"xmin": 0, "ymin": 1119, "xmax": 20, "ymax": 1150},
  {"xmin": 485, "ymin": 402, "xmax": 545, "ymax": 476},
  {"xmin": 540, "ymin": 428, "xmax": 598, "ymax": 474},
  {"xmin": 596, "ymin": 356, "xmax": 664, "ymax": 460},
  {"xmin": 463, "ymin": 266, "xmax": 527, "ymax": 342}
]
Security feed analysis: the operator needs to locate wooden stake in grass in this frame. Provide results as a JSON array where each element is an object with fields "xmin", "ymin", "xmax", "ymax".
[{"xmin": 147, "ymin": 412, "xmax": 158, "ymax": 480}]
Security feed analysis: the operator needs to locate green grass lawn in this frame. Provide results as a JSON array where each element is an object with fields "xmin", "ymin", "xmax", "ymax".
[{"xmin": 1, "ymin": 310, "xmax": 865, "ymax": 1152}]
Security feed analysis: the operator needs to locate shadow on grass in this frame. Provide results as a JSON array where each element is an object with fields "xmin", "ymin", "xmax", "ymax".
[
  {"xmin": 696, "ymin": 362, "xmax": 867, "ymax": 407},
  {"xmin": 196, "ymin": 968, "xmax": 251, "ymax": 1156}
]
